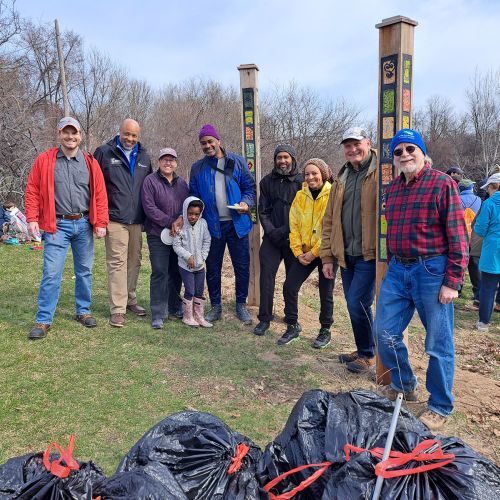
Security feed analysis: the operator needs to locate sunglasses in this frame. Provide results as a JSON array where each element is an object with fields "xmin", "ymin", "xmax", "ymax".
[{"xmin": 393, "ymin": 145, "xmax": 416, "ymax": 156}]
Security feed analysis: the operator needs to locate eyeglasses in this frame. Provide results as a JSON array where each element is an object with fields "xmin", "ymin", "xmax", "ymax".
[
  {"xmin": 160, "ymin": 158, "xmax": 176, "ymax": 163},
  {"xmin": 393, "ymin": 145, "xmax": 416, "ymax": 156}
]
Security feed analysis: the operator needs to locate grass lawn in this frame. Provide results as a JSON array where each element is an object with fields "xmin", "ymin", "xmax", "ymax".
[{"xmin": 0, "ymin": 239, "xmax": 498, "ymax": 474}]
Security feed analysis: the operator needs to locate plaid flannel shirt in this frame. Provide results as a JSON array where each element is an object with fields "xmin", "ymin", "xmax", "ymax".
[{"xmin": 385, "ymin": 165, "xmax": 468, "ymax": 290}]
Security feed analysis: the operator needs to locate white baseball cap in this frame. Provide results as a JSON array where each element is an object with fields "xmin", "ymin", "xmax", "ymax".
[
  {"xmin": 480, "ymin": 173, "xmax": 500, "ymax": 189},
  {"xmin": 341, "ymin": 126, "xmax": 369, "ymax": 144}
]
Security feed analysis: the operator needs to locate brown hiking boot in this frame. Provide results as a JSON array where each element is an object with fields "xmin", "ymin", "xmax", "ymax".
[
  {"xmin": 346, "ymin": 356, "xmax": 374, "ymax": 373},
  {"xmin": 126, "ymin": 304, "xmax": 146, "ymax": 316},
  {"xmin": 75, "ymin": 314, "xmax": 97, "ymax": 328},
  {"xmin": 28, "ymin": 323, "xmax": 50, "ymax": 340},
  {"xmin": 338, "ymin": 351, "xmax": 358, "ymax": 364},
  {"xmin": 419, "ymin": 410, "xmax": 448, "ymax": 430},
  {"xmin": 377, "ymin": 385, "xmax": 419, "ymax": 402},
  {"xmin": 109, "ymin": 313, "xmax": 125, "ymax": 327}
]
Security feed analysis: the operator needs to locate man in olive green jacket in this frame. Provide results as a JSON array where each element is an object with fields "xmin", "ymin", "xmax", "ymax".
[{"xmin": 320, "ymin": 127, "xmax": 377, "ymax": 373}]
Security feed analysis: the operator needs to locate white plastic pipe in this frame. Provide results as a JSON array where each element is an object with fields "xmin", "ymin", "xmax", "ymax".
[{"xmin": 372, "ymin": 393, "xmax": 404, "ymax": 500}]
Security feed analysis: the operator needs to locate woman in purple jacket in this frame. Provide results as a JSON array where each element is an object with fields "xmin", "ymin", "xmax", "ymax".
[{"xmin": 141, "ymin": 148, "xmax": 189, "ymax": 329}]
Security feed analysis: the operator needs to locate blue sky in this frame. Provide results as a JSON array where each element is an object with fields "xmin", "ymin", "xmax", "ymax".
[{"xmin": 17, "ymin": 0, "xmax": 500, "ymax": 121}]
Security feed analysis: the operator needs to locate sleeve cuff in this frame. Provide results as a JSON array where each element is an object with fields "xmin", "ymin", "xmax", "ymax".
[{"xmin": 443, "ymin": 277, "xmax": 462, "ymax": 291}]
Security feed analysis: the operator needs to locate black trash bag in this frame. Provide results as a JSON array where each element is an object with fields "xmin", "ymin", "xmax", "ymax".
[
  {"xmin": 322, "ymin": 390, "xmax": 429, "ymax": 463},
  {"xmin": 257, "ymin": 389, "xmax": 336, "ymax": 499},
  {"xmin": 94, "ymin": 462, "xmax": 188, "ymax": 500},
  {"xmin": 0, "ymin": 446, "xmax": 105, "ymax": 500},
  {"xmin": 323, "ymin": 430, "xmax": 500, "ymax": 499},
  {"xmin": 258, "ymin": 390, "xmax": 429, "ymax": 499},
  {"xmin": 117, "ymin": 411, "xmax": 268, "ymax": 500}
]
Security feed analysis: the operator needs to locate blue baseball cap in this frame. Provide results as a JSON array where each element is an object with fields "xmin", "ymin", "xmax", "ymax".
[{"xmin": 390, "ymin": 128, "xmax": 426, "ymax": 156}]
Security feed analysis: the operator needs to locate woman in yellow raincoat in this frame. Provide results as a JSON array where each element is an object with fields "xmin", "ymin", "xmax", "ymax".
[{"xmin": 278, "ymin": 158, "xmax": 337, "ymax": 349}]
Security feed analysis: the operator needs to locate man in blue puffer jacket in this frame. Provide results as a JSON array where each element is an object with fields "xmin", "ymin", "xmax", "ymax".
[{"xmin": 189, "ymin": 124, "xmax": 256, "ymax": 324}]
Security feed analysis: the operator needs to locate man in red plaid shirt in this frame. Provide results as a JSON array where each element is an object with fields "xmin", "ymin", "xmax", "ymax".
[{"xmin": 375, "ymin": 128, "xmax": 468, "ymax": 431}]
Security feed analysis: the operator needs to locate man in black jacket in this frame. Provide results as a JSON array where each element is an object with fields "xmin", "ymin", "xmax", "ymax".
[
  {"xmin": 94, "ymin": 119, "xmax": 153, "ymax": 327},
  {"xmin": 253, "ymin": 145, "xmax": 302, "ymax": 336}
]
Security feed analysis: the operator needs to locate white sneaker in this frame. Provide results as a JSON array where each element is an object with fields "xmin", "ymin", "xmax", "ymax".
[{"xmin": 476, "ymin": 321, "xmax": 489, "ymax": 332}]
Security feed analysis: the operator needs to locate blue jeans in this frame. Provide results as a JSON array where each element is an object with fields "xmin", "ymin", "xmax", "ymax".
[
  {"xmin": 478, "ymin": 271, "xmax": 500, "ymax": 324},
  {"xmin": 340, "ymin": 256, "xmax": 376, "ymax": 358},
  {"xmin": 375, "ymin": 256, "xmax": 455, "ymax": 417},
  {"xmin": 205, "ymin": 221, "xmax": 249, "ymax": 305},
  {"xmin": 36, "ymin": 218, "xmax": 94, "ymax": 324}
]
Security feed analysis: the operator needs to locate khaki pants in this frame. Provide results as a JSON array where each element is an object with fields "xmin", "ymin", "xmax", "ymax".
[{"xmin": 105, "ymin": 221, "xmax": 143, "ymax": 314}]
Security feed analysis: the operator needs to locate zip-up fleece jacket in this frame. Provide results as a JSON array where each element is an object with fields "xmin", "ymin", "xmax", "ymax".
[
  {"xmin": 459, "ymin": 185, "xmax": 482, "ymax": 214},
  {"xmin": 320, "ymin": 149, "xmax": 378, "ymax": 268},
  {"xmin": 173, "ymin": 196, "xmax": 212, "ymax": 272},
  {"xmin": 189, "ymin": 150, "xmax": 256, "ymax": 238},
  {"xmin": 141, "ymin": 171, "xmax": 189, "ymax": 237},
  {"xmin": 258, "ymin": 165, "xmax": 302, "ymax": 247},
  {"xmin": 474, "ymin": 191, "xmax": 500, "ymax": 274},
  {"xmin": 94, "ymin": 137, "xmax": 152, "ymax": 225},
  {"xmin": 25, "ymin": 148, "xmax": 109, "ymax": 234},
  {"xmin": 289, "ymin": 181, "xmax": 332, "ymax": 258}
]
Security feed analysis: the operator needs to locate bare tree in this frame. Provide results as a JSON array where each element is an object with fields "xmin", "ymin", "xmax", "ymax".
[
  {"xmin": 467, "ymin": 68, "xmax": 500, "ymax": 176},
  {"xmin": 146, "ymin": 78, "xmax": 241, "ymax": 178},
  {"xmin": 19, "ymin": 20, "xmax": 82, "ymax": 110},
  {"xmin": 261, "ymin": 81, "xmax": 360, "ymax": 174},
  {"xmin": 70, "ymin": 48, "xmax": 129, "ymax": 151},
  {"xmin": 413, "ymin": 95, "xmax": 458, "ymax": 168},
  {"xmin": 0, "ymin": 0, "xmax": 20, "ymax": 48}
]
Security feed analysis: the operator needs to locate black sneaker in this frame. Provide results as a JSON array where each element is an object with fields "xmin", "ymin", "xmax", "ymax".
[
  {"xmin": 277, "ymin": 323, "xmax": 302, "ymax": 345},
  {"xmin": 253, "ymin": 321, "xmax": 270, "ymax": 336},
  {"xmin": 312, "ymin": 328, "xmax": 331, "ymax": 349}
]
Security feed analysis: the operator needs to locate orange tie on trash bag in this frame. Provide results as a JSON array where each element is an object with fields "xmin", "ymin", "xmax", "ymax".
[
  {"xmin": 227, "ymin": 443, "xmax": 250, "ymax": 474},
  {"xmin": 42, "ymin": 435, "xmax": 80, "ymax": 478},
  {"xmin": 344, "ymin": 439, "xmax": 455, "ymax": 478}
]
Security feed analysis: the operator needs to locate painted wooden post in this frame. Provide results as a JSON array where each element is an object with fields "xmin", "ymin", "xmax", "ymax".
[
  {"xmin": 238, "ymin": 64, "xmax": 262, "ymax": 306},
  {"xmin": 375, "ymin": 16, "xmax": 418, "ymax": 385}
]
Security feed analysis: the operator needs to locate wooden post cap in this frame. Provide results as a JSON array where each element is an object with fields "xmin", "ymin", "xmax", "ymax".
[{"xmin": 376, "ymin": 16, "xmax": 418, "ymax": 28}]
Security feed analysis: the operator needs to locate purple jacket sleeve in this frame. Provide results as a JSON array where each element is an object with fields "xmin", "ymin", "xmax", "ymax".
[{"xmin": 141, "ymin": 177, "xmax": 177, "ymax": 229}]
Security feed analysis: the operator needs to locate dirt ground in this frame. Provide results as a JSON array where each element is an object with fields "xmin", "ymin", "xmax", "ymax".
[{"xmin": 221, "ymin": 257, "xmax": 500, "ymax": 463}]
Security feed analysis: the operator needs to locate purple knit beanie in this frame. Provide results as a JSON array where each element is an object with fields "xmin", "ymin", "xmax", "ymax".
[{"xmin": 199, "ymin": 124, "xmax": 220, "ymax": 140}]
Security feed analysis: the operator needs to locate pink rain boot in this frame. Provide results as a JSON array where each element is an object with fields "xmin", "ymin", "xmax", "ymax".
[
  {"xmin": 193, "ymin": 297, "xmax": 213, "ymax": 328},
  {"xmin": 182, "ymin": 298, "xmax": 199, "ymax": 327}
]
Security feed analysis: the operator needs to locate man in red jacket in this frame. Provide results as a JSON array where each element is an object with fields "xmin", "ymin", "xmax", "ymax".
[{"xmin": 25, "ymin": 117, "xmax": 109, "ymax": 340}]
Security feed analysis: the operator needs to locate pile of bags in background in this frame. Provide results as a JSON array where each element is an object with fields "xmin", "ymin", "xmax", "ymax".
[{"xmin": 1, "ymin": 390, "xmax": 499, "ymax": 499}]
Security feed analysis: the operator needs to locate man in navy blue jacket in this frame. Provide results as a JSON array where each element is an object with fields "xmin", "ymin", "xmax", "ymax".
[
  {"xmin": 189, "ymin": 124, "xmax": 256, "ymax": 324},
  {"xmin": 94, "ymin": 119, "xmax": 152, "ymax": 328}
]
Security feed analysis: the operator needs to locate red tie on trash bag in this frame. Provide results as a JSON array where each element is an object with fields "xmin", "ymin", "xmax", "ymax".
[
  {"xmin": 344, "ymin": 439, "xmax": 455, "ymax": 478},
  {"xmin": 42, "ymin": 435, "xmax": 80, "ymax": 479},
  {"xmin": 262, "ymin": 439, "xmax": 456, "ymax": 499},
  {"xmin": 227, "ymin": 443, "xmax": 250, "ymax": 475},
  {"xmin": 263, "ymin": 461, "xmax": 333, "ymax": 500}
]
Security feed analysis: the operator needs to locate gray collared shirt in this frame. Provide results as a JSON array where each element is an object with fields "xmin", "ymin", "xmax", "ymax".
[{"xmin": 54, "ymin": 148, "xmax": 91, "ymax": 215}]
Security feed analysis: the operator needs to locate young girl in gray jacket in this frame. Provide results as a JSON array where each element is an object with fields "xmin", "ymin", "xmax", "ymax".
[{"xmin": 173, "ymin": 196, "xmax": 212, "ymax": 327}]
